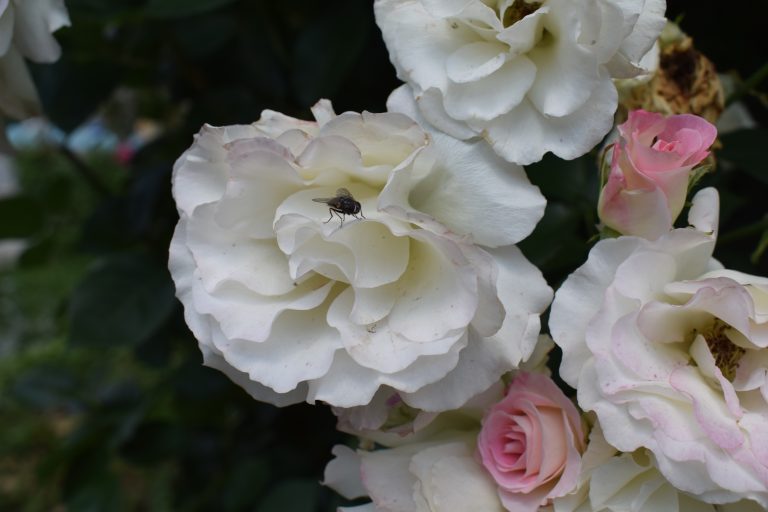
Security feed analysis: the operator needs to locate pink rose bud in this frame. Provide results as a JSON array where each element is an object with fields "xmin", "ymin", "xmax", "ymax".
[
  {"xmin": 477, "ymin": 372, "xmax": 585, "ymax": 512},
  {"xmin": 598, "ymin": 109, "xmax": 717, "ymax": 239}
]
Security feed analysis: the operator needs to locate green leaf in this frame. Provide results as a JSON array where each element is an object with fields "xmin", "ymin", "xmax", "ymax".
[
  {"xmin": 0, "ymin": 195, "xmax": 44, "ymax": 239},
  {"xmin": 145, "ymin": 0, "xmax": 237, "ymax": 18},
  {"xmin": 752, "ymin": 229, "xmax": 768, "ymax": 264},
  {"xmin": 718, "ymin": 128, "xmax": 768, "ymax": 185},
  {"xmin": 68, "ymin": 253, "xmax": 176, "ymax": 347}
]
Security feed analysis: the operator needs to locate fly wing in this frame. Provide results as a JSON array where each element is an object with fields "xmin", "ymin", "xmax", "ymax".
[
  {"xmin": 335, "ymin": 188, "xmax": 352, "ymax": 198},
  {"xmin": 312, "ymin": 197, "xmax": 334, "ymax": 204}
]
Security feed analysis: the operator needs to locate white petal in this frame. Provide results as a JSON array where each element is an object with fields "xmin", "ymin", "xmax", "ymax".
[
  {"xmin": 408, "ymin": 129, "xmax": 545, "ymax": 246},
  {"xmin": 582, "ymin": 0, "xmax": 636, "ymax": 65},
  {"xmin": 323, "ymin": 445, "xmax": 368, "ymax": 500},
  {"xmin": 615, "ymin": 0, "xmax": 667, "ymax": 64},
  {"xmin": 419, "ymin": 0, "xmax": 484, "ymax": 18},
  {"xmin": 462, "ymin": 247, "xmax": 505, "ymax": 336},
  {"xmin": 320, "ymin": 111, "xmax": 428, "ymax": 174},
  {"xmin": 256, "ymin": 108, "xmax": 320, "ymax": 138},
  {"xmin": 199, "ymin": 343, "xmax": 306, "ymax": 406},
  {"xmin": 402, "ymin": 329, "xmax": 513, "ymax": 411},
  {"xmin": 495, "ymin": 7, "xmax": 548, "ymax": 55},
  {"xmin": 349, "ymin": 284, "xmax": 398, "ymax": 325},
  {"xmin": 307, "ymin": 338, "xmax": 467, "ymax": 408},
  {"xmin": 0, "ymin": 47, "xmax": 40, "ymax": 119},
  {"xmin": 212, "ymin": 302, "xmax": 341, "ymax": 393},
  {"xmin": 410, "ymin": 442, "xmax": 504, "ymax": 512},
  {"xmin": 214, "ymin": 138, "xmax": 305, "ymax": 239},
  {"xmin": 550, "ymin": 236, "xmax": 644, "ymax": 387},
  {"xmin": 526, "ymin": 0, "xmax": 600, "ymax": 117},
  {"xmin": 417, "ymin": 87, "xmax": 481, "ymax": 140},
  {"xmin": 327, "ymin": 286, "xmax": 465, "ymax": 374},
  {"xmin": 193, "ymin": 274, "xmax": 333, "ymax": 344},
  {"xmin": 172, "ymin": 125, "xmax": 243, "ymax": 217},
  {"xmin": 360, "ymin": 446, "xmax": 423, "ymax": 512},
  {"xmin": 444, "ymin": 56, "xmax": 536, "ymax": 121},
  {"xmin": 375, "ymin": 0, "xmax": 467, "ymax": 93},
  {"xmin": 688, "ymin": 188, "xmax": 720, "ymax": 235},
  {"xmin": 310, "ymin": 98, "xmax": 336, "ymax": 126},
  {"xmin": 386, "ymin": 233, "xmax": 478, "ymax": 342},
  {"xmin": 169, "ymin": 220, "xmax": 217, "ymax": 345},
  {"xmin": 185, "ymin": 204, "xmax": 296, "ymax": 296},
  {"xmin": 446, "ymin": 41, "xmax": 508, "ymax": 83},
  {"xmin": 12, "ymin": 0, "xmax": 69, "ymax": 62},
  {"xmin": 276, "ymin": 189, "xmax": 410, "ymax": 288},
  {"xmin": 484, "ymin": 72, "xmax": 617, "ymax": 165},
  {"xmin": 485, "ymin": 244, "xmax": 552, "ymax": 361}
]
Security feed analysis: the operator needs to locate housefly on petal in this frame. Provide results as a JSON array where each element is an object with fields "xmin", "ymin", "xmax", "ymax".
[{"xmin": 312, "ymin": 188, "xmax": 365, "ymax": 227}]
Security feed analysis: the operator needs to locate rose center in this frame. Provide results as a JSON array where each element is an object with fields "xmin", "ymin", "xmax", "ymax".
[
  {"xmin": 652, "ymin": 139, "xmax": 679, "ymax": 152},
  {"xmin": 702, "ymin": 321, "xmax": 745, "ymax": 381},
  {"xmin": 501, "ymin": 0, "xmax": 543, "ymax": 28}
]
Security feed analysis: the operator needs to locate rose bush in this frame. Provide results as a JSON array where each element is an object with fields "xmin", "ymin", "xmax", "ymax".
[
  {"xmin": 598, "ymin": 109, "xmax": 717, "ymax": 239},
  {"xmin": 0, "ymin": 0, "xmax": 70, "ymax": 119},
  {"xmin": 374, "ymin": 0, "xmax": 666, "ymax": 164},
  {"xmin": 551, "ymin": 188, "xmax": 768, "ymax": 508},
  {"xmin": 169, "ymin": 98, "xmax": 551, "ymax": 410}
]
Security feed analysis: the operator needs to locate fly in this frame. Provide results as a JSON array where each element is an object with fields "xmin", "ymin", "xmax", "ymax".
[{"xmin": 312, "ymin": 188, "xmax": 365, "ymax": 226}]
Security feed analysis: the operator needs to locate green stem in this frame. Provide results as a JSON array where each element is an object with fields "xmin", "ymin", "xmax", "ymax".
[
  {"xmin": 725, "ymin": 61, "xmax": 768, "ymax": 107},
  {"xmin": 59, "ymin": 146, "xmax": 113, "ymax": 198},
  {"xmin": 718, "ymin": 216, "xmax": 768, "ymax": 244}
]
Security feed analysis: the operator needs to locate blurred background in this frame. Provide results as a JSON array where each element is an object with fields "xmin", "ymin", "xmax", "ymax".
[{"xmin": 0, "ymin": 0, "xmax": 765, "ymax": 510}]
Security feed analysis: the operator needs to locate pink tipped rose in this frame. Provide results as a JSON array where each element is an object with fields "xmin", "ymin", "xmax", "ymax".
[
  {"xmin": 598, "ymin": 110, "xmax": 717, "ymax": 239},
  {"xmin": 477, "ymin": 372, "xmax": 585, "ymax": 512}
]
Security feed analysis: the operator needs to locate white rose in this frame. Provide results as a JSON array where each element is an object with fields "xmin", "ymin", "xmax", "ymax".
[
  {"xmin": 375, "ymin": 0, "xmax": 666, "ymax": 165},
  {"xmin": 324, "ymin": 440, "xmax": 506, "ymax": 512},
  {"xmin": 551, "ymin": 188, "xmax": 768, "ymax": 508},
  {"xmin": 0, "ymin": 0, "xmax": 70, "ymax": 119},
  {"xmin": 553, "ymin": 423, "xmax": 764, "ymax": 512},
  {"xmin": 169, "ymin": 99, "xmax": 551, "ymax": 410}
]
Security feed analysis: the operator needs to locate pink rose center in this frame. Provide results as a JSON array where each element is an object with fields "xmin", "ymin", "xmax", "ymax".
[
  {"xmin": 480, "ymin": 404, "xmax": 568, "ymax": 492},
  {"xmin": 651, "ymin": 138, "xmax": 679, "ymax": 153}
]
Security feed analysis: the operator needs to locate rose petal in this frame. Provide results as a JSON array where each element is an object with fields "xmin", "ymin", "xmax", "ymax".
[
  {"xmin": 12, "ymin": 0, "xmax": 70, "ymax": 62},
  {"xmin": 444, "ymin": 56, "xmax": 536, "ymax": 121},
  {"xmin": 484, "ymin": 72, "xmax": 617, "ymax": 165},
  {"xmin": 323, "ymin": 445, "xmax": 368, "ymax": 500}
]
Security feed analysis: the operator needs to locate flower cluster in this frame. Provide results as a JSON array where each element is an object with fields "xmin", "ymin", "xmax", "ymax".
[{"xmin": 166, "ymin": 1, "xmax": 768, "ymax": 510}]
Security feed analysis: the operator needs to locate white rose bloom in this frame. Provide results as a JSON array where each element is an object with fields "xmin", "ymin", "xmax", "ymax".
[
  {"xmin": 553, "ymin": 423, "xmax": 764, "ymax": 512},
  {"xmin": 550, "ymin": 188, "xmax": 768, "ymax": 508},
  {"xmin": 374, "ymin": 0, "xmax": 667, "ymax": 165},
  {"xmin": 324, "ymin": 440, "xmax": 506, "ymax": 512},
  {"xmin": 169, "ymin": 99, "xmax": 551, "ymax": 410},
  {"xmin": 0, "ymin": 0, "xmax": 70, "ymax": 119}
]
